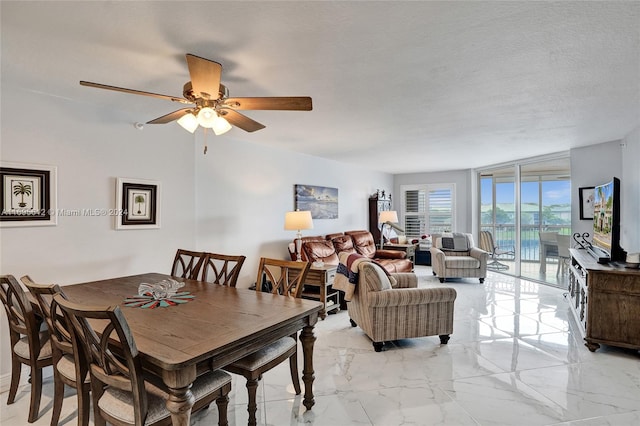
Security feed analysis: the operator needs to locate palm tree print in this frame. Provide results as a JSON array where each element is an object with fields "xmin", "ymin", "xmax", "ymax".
[
  {"xmin": 12, "ymin": 182, "xmax": 32, "ymax": 208},
  {"xmin": 134, "ymin": 195, "xmax": 145, "ymax": 214}
]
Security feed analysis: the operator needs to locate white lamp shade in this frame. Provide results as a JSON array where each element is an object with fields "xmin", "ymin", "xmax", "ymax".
[
  {"xmin": 212, "ymin": 115, "xmax": 232, "ymax": 135},
  {"xmin": 284, "ymin": 210, "xmax": 314, "ymax": 231},
  {"xmin": 177, "ymin": 113, "xmax": 198, "ymax": 133},
  {"xmin": 379, "ymin": 210, "xmax": 399, "ymax": 224},
  {"xmin": 197, "ymin": 107, "xmax": 217, "ymax": 128}
]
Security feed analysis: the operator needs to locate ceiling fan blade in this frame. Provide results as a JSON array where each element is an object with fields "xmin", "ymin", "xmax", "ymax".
[
  {"xmin": 185, "ymin": 54, "xmax": 222, "ymax": 100},
  {"xmin": 219, "ymin": 109, "xmax": 266, "ymax": 132},
  {"xmin": 146, "ymin": 108, "xmax": 193, "ymax": 124},
  {"xmin": 79, "ymin": 81, "xmax": 192, "ymax": 104},
  {"xmin": 223, "ymin": 97, "xmax": 312, "ymax": 111}
]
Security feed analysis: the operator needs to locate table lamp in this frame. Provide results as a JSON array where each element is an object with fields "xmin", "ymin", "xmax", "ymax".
[
  {"xmin": 284, "ymin": 210, "xmax": 314, "ymax": 261},
  {"xmin": 378, "ymin": 210, "xmax": 403, "ymax": 249}
]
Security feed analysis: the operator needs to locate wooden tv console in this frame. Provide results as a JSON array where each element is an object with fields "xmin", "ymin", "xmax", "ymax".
[{"xmin": 568, "ymin": 248, "xmax": 640, "ymax": 352}]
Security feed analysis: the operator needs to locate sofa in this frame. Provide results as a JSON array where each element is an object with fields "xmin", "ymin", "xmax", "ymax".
[
  {"xmin": 430, "ymin": 233, "xmax": 488, "ymax": 283},
  {"xmin": 347, "ymin": 261, "xmax": 457, "ymax": 351},
  {"xmin": 288, "ymin": 230, "xmax": 413, "ymax": 273}
]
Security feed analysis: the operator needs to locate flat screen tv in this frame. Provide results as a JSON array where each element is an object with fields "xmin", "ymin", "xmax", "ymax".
[{"xmin": 589, "ymin": 177, "xmax": 625, "ymax": 263}]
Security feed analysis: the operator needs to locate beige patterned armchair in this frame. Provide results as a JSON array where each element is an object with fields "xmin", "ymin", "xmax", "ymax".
[
  {"xmin": 347, "ymin": 262, "xmax": 457, "ymax": 352},
  {"xmin": 430, "ymin": 233, "xmax": 488, "ymax": 283}
]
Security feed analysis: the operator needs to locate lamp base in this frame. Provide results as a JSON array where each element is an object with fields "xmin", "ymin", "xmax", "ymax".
[{"xmin": 295, "ymin": 232, "xmax": 303, "ymax": 261}]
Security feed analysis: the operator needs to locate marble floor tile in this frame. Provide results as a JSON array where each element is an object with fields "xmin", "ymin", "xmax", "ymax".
[{"xmin": 2, "ymin": 266, "xmax": 639, "ymax": 426}]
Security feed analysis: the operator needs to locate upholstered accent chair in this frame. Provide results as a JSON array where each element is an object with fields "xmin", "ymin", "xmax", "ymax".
[
  {"xmin": 347, "ymin": 262, "xmax": 457, "ymax": 352},
  {"xmin": 430, "ymin": 233, "xmax": 489, "ymax": 283}
]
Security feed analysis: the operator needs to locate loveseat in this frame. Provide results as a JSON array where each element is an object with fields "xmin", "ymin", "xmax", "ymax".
[{"xmin": 288, "ymin": 230, "xmax": 413, "ymax": 273}]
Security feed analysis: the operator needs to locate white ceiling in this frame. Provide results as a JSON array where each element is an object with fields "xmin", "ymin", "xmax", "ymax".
[{"xmin": 2, "ymin": 1, "xmax": 638, "ymax": 174}]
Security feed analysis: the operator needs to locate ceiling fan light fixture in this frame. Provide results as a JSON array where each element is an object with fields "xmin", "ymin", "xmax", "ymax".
[
  {"xmin": 212, "ymin": 115, "xmax": 232, "ymax": 135},
  {"xmin": 177, "ymin": 112, "xmax": 198, "ymax": 133},
  {"xmin": 197, "ymin": 107, "xmax": 217, "ymax": 128}
]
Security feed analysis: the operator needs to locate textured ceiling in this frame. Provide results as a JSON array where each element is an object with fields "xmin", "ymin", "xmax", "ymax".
[{"xmin": 2, "ymin": 1, "xmax": 638, "ymax": 174}]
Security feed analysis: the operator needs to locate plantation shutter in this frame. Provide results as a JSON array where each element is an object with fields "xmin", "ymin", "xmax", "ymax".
[{"xmin": 401, "ymin": 184, "xmax": 455, "ymax": 239}]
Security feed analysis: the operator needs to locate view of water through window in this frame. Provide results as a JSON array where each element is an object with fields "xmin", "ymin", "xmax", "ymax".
[{"xmin": 479, "ymin": 158, "xmax": 571, "ymax": 287}]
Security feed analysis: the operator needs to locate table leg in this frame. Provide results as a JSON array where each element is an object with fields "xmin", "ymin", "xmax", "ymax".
[
  {"xmin": 300, "ymin": 323, "xmax": 316, "ymax": 410},
  {"xmin": 319, "ymin": 283, "xmax": 327, "ymax": 320},
  {"xmin": 163, "ymin": 368, "xmax": 196, "ymax": 426},
  {"xmin": 540, "ymin": 243, "xmax": 547, "ymax": 273}
]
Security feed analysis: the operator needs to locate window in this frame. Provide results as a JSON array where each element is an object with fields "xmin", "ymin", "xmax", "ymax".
[{"xmin": 401, "ymin": 184, "xmax": 455, "ymax": 239}]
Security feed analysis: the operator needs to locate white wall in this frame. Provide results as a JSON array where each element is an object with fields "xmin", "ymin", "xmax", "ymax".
[
  {"xmin": 193, "ymin": 133, "xmax": 392, "ymax": 288},
  {"xmin": 620, "ymin": 126, "xmax": 640, "ymax": 254},
  {"xmin": 392, "ymin": 169, "xmax": 473, "ymax": 233}
]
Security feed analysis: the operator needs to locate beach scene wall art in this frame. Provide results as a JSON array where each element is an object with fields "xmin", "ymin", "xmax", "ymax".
[{"xmin": 294, "ymin": 184, "xmax": 338, "ymax": 219}]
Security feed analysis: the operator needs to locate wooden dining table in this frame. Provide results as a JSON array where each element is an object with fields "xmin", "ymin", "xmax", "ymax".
[{"xmin": 61, "ymin": 272, "xmax": 323, "ymax": 426}]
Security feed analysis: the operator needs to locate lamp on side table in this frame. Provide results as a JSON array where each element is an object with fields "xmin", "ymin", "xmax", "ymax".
[{"xmin": 285, "ymin": 210, "xmax": 314, "ymax": 261}]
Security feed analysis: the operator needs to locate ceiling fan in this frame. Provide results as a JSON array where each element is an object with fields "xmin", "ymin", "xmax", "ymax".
[{"xmin": 80, "ymin": 53, "xmax": 312, "ymax": 135}]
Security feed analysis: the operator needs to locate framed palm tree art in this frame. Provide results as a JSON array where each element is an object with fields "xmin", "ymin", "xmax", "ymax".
[
  {"xmin": 0, "ymin": 162, "xmax": 57, "ymax": 227},
  {"xmin": 115, "ymin": 177, "xmax": 161, "ymax": 229}
]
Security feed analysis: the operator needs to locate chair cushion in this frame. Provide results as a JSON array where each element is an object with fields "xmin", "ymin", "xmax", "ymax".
[
  {"xmin": 13, "ymin": 333, "xmax": 52, "ymax": 360},
  {"xmin": 98, "ymin": 369, "xmax": 231, "ymax": 425},
  {"xmin": 444, "ymin": 256, "xmax": 480, "ymax": 269},
  {"xmin": 331, "ymin": 235, "xmax": 356, "ymax": 255},
  {"xmin": 228, "ymin": 336, "xmax": 296, "ymax": 371},
  {"xmin": 57, "ymin": 354, "xmax": 90, "ymax": 383}
]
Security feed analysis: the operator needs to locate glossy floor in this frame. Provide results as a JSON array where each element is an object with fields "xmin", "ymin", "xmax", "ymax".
[{"xmin": 2, "ymin": 266, "xmax": 639, "ymax": 425}]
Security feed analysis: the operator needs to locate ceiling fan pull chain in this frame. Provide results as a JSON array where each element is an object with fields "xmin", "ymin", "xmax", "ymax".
[{"xmin": 203, "ymin": 127, "xmax": 208, "ymax": 154}]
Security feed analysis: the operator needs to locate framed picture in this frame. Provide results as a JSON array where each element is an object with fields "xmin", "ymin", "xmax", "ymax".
[
  {"xmin": 115, "ymin": 178, "xmax": 161, "ymax": 229},
  {"xmin": 579, "ymin": 186, "xmax": 595, "ymax": 220},
  {"xmin": 294, "ymin": 184, "xmax": 338, "ymax": 219},
  {"xmin": 0, "ymin": 162, "xmax": 57, "ymax": 227}
]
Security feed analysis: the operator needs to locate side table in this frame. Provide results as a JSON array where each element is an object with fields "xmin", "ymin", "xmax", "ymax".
[{"xmin": 300, "ymin": 264, "xmax": 340, "ymax": 320}]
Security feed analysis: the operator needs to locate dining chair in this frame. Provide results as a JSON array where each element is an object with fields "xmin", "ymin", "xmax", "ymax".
[
  {"xmin": 200, "ymin": 253, "xmax": 246, "ymax": 286},
  {"xmin": 170, "ymin": 249, "xmax": 206, "ymax": 279},
  {"xmin": 53, "ymin": 293, "xmax": 233, "ymax": 426},
  {"xmin": 223, "ymin": 258, "xmax": 311, "ymax": 426},
  {"xmin": 0, "ymin": 275, "xmax": 53, "ymax": 423},
  {"xmin": 22, "ymin": 276, "xmax": 91, "ymax": 426}
]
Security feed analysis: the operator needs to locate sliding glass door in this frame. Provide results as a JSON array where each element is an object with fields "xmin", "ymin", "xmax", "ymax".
[{"xmin": 479, "ymin": 156, "xmax": 571, "ymax": 288}]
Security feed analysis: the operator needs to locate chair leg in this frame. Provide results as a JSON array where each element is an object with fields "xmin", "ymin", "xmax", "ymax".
[
  {"xmin": 78, "ymin": 384, "xmax": 91, "ymax": 426},
  {"xmin": 27, "ymin": 367, "xmax": 43, "ymax": 423},
  {"xmin": 7, "ymin": 356, "xmax": 21, "ymax": 404},
  {"xmin": 91, "ymin": 378, "xmax": 107, "ymax": 426},
  {"xmin": 246, "ymin": 377, "xmax": 259, "ymax": 426},
  {"xmin": 288, "ymin": 352, "xmax": 301, "ymax": 395},
  {"xmin": 50, "ymin": 371, "xmax": 64, "ymax": 426},
  {"xmin": 215, "ymin": 392, "xmax": 230, "ymax": 426}
]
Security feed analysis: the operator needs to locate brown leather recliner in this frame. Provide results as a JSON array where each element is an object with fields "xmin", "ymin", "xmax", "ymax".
[{"xmin": 345, "ymin": 230, "xmax": 413, "ymax": 273}]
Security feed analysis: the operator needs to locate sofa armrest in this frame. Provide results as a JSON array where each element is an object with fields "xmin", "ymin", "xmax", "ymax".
[
  {"xmin": 389, "ymin": 273, "xmax": 417, "ymax": 288},
  {"xmin": 430, "ymin": 247, "xmax": 446, "ymax": 272},
  {"xmin": 469, "ymin": 247, "xmax": 489, "ymax": 260},
  {"xmin": 375, "ymin": 249, "xmax": 407, "ymax": 259},
  {"xmin": 368, "ymin": 287, "xmax": 457, "ymax": 307}
]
